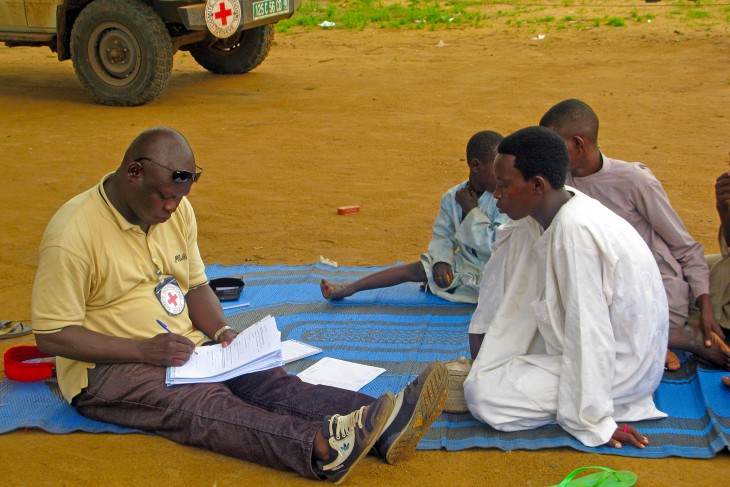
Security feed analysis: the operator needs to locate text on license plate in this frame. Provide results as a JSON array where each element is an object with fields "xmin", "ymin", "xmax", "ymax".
[{"xmin": 252, "ymin": 0, "xmax": 289, "ymax": 20}]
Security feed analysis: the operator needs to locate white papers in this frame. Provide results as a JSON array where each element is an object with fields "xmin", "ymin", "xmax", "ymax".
[
  {"xmin": 166, "ymin": 315, "xmax": 283, "ymax": 386},
  {"xmin": 297, "ymin": 357, "xmax": 385, "ymax": 391},
  {"xmin": 281, "ymin": 339, "xmax": 323, "ymax": 364}
]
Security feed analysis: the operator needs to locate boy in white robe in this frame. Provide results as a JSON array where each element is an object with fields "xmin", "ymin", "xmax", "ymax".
[
  {"xmin": 321, "ymin": 130, "xmax": 508, "ymax": 304},
  {"xmin": 464, "ymin": 126, "xmax": 668, "ymax": 448}
]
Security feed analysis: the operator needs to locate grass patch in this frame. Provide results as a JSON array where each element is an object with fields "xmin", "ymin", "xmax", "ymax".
[
  {"xmin": 686, "ymin": 10, "xmax": 711, "ymax": 20},
  {"xmin": 605, "ymin": 17, "xmax": 626, "ymax": 27},
  {"xmin": 532, "ymin": 15, "xmax": 555, "ymax": 23},
  {"xmin": 275, "ymin": 0, "xmax": 730, "ymax": 33},
  {"xmin": 276, "ymin": 0, "xmax": 490, "ymax": 32},
  {"xmin": 629, "ymin": 10, "xmax": 655, "ymax": 23}
]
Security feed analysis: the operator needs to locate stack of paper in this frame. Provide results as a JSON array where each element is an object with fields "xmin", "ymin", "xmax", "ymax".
[{"xmin": 166, "ymin": 315, "xmax": 283, "ymax": 386}]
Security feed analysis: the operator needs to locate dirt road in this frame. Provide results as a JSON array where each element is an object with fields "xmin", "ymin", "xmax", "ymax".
[{"xmin": 1, "ymin": 5, "xmax": 728, "ymax": 486}]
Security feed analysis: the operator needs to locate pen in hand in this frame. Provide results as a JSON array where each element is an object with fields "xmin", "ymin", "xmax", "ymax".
[{"xmin": 156, "ymin": 319, "xmax": 198, "ymax": 355}]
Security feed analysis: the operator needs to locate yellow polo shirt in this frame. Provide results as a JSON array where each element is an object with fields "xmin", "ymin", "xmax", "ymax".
[{"xmin": 32, "ymin": 174, "xmax": 209, "ymax": 403}]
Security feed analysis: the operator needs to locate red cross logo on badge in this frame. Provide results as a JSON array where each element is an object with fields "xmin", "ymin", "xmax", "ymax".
[
  {"xmin": 160, "ymin": 282, "xmax": 185, "ymax": 316},
  {"xmin": 205, "ymin": 0, "xmax": 241, "ymax": 39}
]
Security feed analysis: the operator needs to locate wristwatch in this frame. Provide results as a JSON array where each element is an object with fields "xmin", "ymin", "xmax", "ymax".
[{"xmin": 213, "ymin": 325, "xmax": 232, "ymax": 342}]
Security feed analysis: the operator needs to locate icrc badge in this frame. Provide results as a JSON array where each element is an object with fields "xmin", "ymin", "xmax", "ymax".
[
  {"xmin": 205, "ymin": 0, "xmax": 242, "ymax": 39},
  {"xmin": 155, "ymin": 277, "xmax": 186, "ymax": 316}
]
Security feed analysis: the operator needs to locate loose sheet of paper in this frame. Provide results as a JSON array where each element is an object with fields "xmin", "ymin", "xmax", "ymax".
[{"xmin": 297, "ymin": 357, "xmax": 385, "ymax": 391}]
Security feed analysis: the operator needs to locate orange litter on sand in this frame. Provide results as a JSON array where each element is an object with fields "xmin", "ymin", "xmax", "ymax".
[{"xmin": 337, "ymin": 205, "xmax": 361, "ymax": 215}]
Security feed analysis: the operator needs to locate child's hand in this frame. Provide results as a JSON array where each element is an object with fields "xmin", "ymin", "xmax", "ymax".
[
  {"xmin": 432, "ymin": 262, "xmax": 454, "ymax": 288},
  {"xmin": 455, "ymin": 186, "xmax": 479, "ymax": 216}
]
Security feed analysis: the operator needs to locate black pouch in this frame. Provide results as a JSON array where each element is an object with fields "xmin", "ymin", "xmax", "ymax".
[{"xmin": 209, "ymin": 276, "xmax": 245, "ymax": 302}]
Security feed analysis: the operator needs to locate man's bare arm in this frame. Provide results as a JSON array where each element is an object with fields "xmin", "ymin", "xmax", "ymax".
[
  {"xmin": 35, "ymin": 325, "xmax": 196, "ymax": 367},
  {"xmin": 185, "ymin": 284, "xmax": 237, "ymax": 346},
  {"xmin": 696, "ymin": 293, "xmax": 725, "ymax": 344}
]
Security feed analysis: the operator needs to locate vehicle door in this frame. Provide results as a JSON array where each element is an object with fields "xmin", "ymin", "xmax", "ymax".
[
  {"xmin": 0, "ymin": 0, "xmax": 28, "ymax": 30},
  {"xmin": 24, "ymin": 0, "xmax": 56, "ymax": 32}
]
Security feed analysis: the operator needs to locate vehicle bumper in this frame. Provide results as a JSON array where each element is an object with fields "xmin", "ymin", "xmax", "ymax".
[{"xmin": 177, "ymin": 0, "xmax": 300, "ymax": 34}]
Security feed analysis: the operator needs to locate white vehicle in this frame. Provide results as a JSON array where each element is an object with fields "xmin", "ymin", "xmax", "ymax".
[{"xmin": 0, "ymin": 0, "xmax": 299, "ymax": 105}]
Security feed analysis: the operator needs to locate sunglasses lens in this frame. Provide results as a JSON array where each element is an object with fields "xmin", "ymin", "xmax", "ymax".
[{"xmin": 172, "ymin": 171, "xmax": 193, "ymax": 183}]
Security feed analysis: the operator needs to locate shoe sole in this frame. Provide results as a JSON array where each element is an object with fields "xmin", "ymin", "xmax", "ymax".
[
  {"xmin": 385, "ymin": 361, "xmax": 449, "ymax": 465},
  {"xmin": 334, "ymin": 392, "xmax": 396, "ymax": 485}
]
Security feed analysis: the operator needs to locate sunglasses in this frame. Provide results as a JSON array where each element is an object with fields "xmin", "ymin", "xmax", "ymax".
[{"xmin": 134, "ymin": 157, "xmax": 203, "ymax": 183}]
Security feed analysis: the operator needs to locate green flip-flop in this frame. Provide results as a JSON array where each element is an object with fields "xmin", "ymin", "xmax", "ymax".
[{"xmin": 550, "ymin": 466, "xmax": 638, "ymax": 487}]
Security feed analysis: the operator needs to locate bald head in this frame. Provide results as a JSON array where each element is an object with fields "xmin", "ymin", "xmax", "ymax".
[
  {"xmin": 539, "ymin": 99, "xmax": 599, "ymax": 143},
  {"xmin": 122, "ymin": 126, "xmax": 195, "ymax": 174},
  {"xmin": 104, "ymin": 127, "xmax": 197, "ymax": 231}
]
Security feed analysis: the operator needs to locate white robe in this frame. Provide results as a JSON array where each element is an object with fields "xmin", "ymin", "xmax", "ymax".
[{"xmin": 464, "ymin": 189, "xmax": 668, "ymax": 447}]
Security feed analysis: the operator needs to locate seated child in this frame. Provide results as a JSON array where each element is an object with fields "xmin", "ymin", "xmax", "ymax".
[{"xmin": 321, "ymin": 130, "xmax": 508, "ymax": 304}]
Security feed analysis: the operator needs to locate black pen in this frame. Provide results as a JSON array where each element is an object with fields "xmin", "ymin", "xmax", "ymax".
[{"xmin": 156, "ymin": 319, "xmax": 198, "ymax": 355}]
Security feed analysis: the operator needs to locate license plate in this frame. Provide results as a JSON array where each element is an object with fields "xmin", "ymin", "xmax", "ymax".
[{"xmin": 252, "ymin": 0, "xmax": 289, "ymax": 20}]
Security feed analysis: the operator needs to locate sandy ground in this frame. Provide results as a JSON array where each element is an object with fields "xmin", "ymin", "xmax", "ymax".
[{"xmin": 1, "ymin": 2, "xmax": 729, "ymax": 485}]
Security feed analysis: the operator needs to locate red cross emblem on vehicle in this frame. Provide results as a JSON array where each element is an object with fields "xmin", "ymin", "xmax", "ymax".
[
  {"xmin": 214, "ymin": 1, "xmax": 232, "ymax": 26},
  {"xmin": 205, "ymin": 0, "xmax": 242, "ymax": 39}
]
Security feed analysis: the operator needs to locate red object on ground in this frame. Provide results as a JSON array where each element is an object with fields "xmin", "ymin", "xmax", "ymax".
[
  {"xmin": 337, "ymin": 205, "xmax": 361, "ymax": 215},
  {"xmin": 4, "ymin": 346, "xmax": 55, "ymax": 382}
]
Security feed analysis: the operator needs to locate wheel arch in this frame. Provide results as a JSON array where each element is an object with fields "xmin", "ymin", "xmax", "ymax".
[
  {"xmin": 69, "ymin": 0, "xmax": 174, "ymax": 105},
  {"xmin": 56, "ymin": 0, "xmax": 155, "ymax": 61}
]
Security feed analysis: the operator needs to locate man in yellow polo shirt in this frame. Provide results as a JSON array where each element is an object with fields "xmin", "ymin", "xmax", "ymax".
[{"xmin": 31, "ymin": 127, "xmax": 448, "ymax": 484}]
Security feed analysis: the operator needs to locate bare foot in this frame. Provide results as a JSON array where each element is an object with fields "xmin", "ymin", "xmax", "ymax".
[
  {"xmin": 320, "ymin": 279, "xmax": 350, "ymax": 300},
  {"xmin": 722, "ymin": 376, "xmax": 730, "ymax": 387},
  {"xmin": 669, "ymin": 322, "xmax": 730, "ymax": 370},
  {"xmin": 665, "ymin": 349, "xmax": 681, "ymax": 371}
]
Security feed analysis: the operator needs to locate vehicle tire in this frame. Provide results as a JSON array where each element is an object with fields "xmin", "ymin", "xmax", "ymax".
[
  {"xmin": 70, "ymin": 0, "xmax": 173, "ymax": 106},
  {"xmin": 189, "ymin": 25, "xmax": 274, "ymax": 74}
]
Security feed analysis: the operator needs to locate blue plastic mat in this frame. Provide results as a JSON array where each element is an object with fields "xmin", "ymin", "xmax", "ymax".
[
  {"xmin": 2, "ymin": 263, "xmax": 729, "ymax": 458},
  {"xmin": 0, "ymin": 379, "xmax": 139, "ymax": 435}
]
